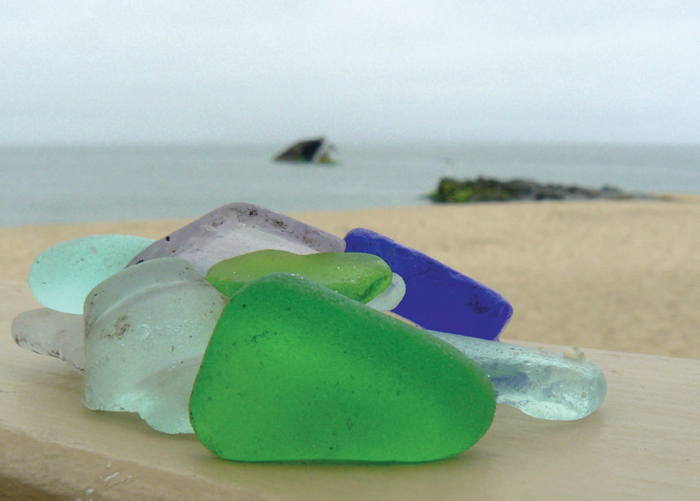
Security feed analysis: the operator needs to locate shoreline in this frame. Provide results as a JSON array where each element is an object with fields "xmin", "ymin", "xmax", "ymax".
[{"xmin": 2, "ymin": 196, "xmax": 698, "ymax": 359}]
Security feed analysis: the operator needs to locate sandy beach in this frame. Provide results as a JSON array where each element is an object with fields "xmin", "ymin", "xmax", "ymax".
[{"xmin": 2, "ymin": 196, "xmax": 698, "ymax": 359}]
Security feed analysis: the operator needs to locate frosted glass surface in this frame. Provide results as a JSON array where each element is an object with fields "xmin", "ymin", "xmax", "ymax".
[
  {"xmin": 129, "ymin": 357, "xmax": 204, "ymax": 434},
  {"xmin": 83, "ymin": 257, "xmax": 227, "ymax": 434},
  {"xmin": 365, "ymin": 273, "xmax": 406, "ymax": 311},
  {"xmin": 29, "ymin": 235, "xmax": 154, "ymax": 314},
  {"xmin": 11, "ymin": 307, "xmax": 85, "ymax": 373},
  {"xmin": 127, "ymin": 202, "xmax": 346, "ymax": 275},
  {"xmin": 190, "ymin": 273, "xmax": 496, "ymax": 462},
  {"xmin": 429, "ymin": 330, "xmax": 607, "ymax": 420},
  {"xmin": 205, "ymin": 249, "xmax": 392, "ymax": 302}
]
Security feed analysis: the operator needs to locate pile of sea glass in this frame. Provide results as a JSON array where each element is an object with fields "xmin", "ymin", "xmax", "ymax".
[{"xmin": 12, "ymin": 202, "xmax": 606, "ymax": 463}]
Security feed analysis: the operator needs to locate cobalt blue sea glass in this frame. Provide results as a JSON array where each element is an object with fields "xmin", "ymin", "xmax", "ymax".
[{"xmin": 343, "ymin": 228, "xmax": 513, "ymax": 341}]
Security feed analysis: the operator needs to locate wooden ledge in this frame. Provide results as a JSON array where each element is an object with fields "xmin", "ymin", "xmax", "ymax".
[{"xmin": 1, "ymin": 282, "xmax": 698, "ymax": 500}]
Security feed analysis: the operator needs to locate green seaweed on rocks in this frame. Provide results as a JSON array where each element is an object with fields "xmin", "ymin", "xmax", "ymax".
[{"xmin": 430, "ymin": 176, "xmax": 636, "ymax": 203}]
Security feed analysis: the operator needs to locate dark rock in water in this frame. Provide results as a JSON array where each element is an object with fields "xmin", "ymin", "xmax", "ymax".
[
  {"xmin": 274, "ymin": 137, "xmax": 335, "ymax": 164},
  {"xmin": 429, "ymin": 176, "xmax": 643, "ymax": 203}
]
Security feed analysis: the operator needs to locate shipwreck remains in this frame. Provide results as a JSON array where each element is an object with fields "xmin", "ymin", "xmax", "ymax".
[{"xmin": 274, "ymin": 138, "xmax": 335, "ymax": 164}]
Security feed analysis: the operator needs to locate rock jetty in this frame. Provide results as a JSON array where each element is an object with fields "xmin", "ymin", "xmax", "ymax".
[{"xmin": 430, "ymin": 176, "xmax": 643, "ymax": 203}]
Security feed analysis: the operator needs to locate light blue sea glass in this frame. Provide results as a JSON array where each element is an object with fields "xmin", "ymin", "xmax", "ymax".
[
  {"xmin": 83, "ymin": 257, "xmax": 227, "ymax": 434},
  {"xmin": 127, "ymin": 203, "xmax": 346, "ymax": 275},
  {"xmin": 29, "ymin": 235, "xmax": 154, "ymax": 314},
  {"xmin": 429, "ymin": 330, "xmax": 607, "ymax": 420}
]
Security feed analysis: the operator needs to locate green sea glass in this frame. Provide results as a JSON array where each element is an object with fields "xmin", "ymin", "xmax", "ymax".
[
  {"xmin": 29, "ymin": 235, "xmax": 154, "ymax": 314},
  {"xmin": 189, "ymin": 273, "xmax": 496, "ymax": 463},
  {"xmin": 205, "ymin": 250, "xmax": 393, "ymax": 303}
]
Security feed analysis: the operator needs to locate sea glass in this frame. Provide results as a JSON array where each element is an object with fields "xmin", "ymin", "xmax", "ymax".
[
  {"xmin": 83, "ymin": 257, "xmax": 227, "ymax": 434},
  {"xmin": 127, "ymin": 202, "xmax": 345, "ymax": 275},
  {"xmin": 29, "ymin": 235, "xmax": 154, "ymax": 314},
  {"xmin": 344, "ymin": 228, "xmax": 513, "ymax": 340},
  {"xmin": 189, "ymin": 273, "xmax": 496, "ymax": 463},
  {"xmin": 205, "ymin": 249, "xmax": 392, "ymax": 303},
  {"xmin": 428, "ymin": 330, "xmax": 607, "ymax": 420},
  {"xmin": 365, "ymin": 272, "xmax": 406, "ymax": 311},
  {"xmin": 12, "ymin": 278, "xmax": 602, "ymax": 425},
  {"xmin": 11, "ymin": 307, "xmax": 85, "ymax": 373}
]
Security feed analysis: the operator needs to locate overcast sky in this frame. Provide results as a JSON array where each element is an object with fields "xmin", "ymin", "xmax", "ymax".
[{"xmin": 2, "ymin": 1, "xmax": 699, "ymax": 145}]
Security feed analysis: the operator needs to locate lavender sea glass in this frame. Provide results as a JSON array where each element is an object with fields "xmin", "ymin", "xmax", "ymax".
[
  {"xmin": 127, "ymin": 203, "xmax": 346, "ymax": 275},
  {"xmin": 344, "ymin": 228, "xmax": 513, "ymax": 340}
]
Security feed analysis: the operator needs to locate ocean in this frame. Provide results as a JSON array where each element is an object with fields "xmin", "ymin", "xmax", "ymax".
[{"xmin": 1, "ymin": 142, "xmax": 698, "ymax": 227}]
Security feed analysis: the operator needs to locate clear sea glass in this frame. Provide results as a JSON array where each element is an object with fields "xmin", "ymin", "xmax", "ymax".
[
  {"xmin": 344, "ymin": 228, "xmax": 513, "ymax": 341},
  {"xmin": 429, "ymin": 330, "xmax": 607, "ymax": 420},
  {"xmin": 83, "ymin": 257, "xmax": 227, "ymax": 434},
  {"xmin": 11, "ymin": 307, "xmax": 85, "ymax": 373},
  {"xmin": 29, "ymin": 235, "xmax": 154, "ymax": 314},
  {"xmin": 190, "ymin": 273, "xmax": 496, "ymax": 462},
  {"xmin": 127, "ymin": 202, "xmax": 345, "ymax": 275}
]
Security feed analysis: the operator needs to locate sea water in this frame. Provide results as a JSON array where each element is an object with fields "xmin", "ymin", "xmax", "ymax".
[{"xmin": 1, "ymin": 142, "xmax": 698, "ymax": 226}]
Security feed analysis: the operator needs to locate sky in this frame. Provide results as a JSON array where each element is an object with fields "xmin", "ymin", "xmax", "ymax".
[{"xmin": 2, "ymin": 1, "xmax": 699, "ymax": 145}]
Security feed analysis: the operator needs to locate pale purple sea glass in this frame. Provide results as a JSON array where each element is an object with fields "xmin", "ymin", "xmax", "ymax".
[{"xmin": 127, "ymin": 202, "xmax": 346, "ymax": 275}]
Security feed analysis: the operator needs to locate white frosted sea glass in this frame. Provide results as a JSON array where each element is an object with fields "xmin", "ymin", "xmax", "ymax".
[
  {"xmin": 365, "ymin": 273, "xmax": 406, "ymax": 312},
  {"xmin": 11, "ymin": 307, "xmax": 85, "ymax": 373},
  {"xmin": 129, "ymin": 357, "xmax": 203, "ymax": 434},
  {"xmin": 127, "ymin": 202, "xmax": 346, "ymax": 275},
  {"xmin": 83, "ymin": 257, "xmax": 227, "ymax": 434},
  {"xmin": 29, "ymin": 235, "xmax": 154, "ymax": 314}
]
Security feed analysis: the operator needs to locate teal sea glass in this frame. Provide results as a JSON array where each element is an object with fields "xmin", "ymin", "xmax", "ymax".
[
  {"xmin": 83, "ymin": 257, "xmax": 227, "ymax": 434},
  {"xmin": 29, "ymin": 235, "xmax": 154, "ymax": 314},
  {"xmin": 190, "ymin": 273, "xmax": 496, "ymax": 463}
]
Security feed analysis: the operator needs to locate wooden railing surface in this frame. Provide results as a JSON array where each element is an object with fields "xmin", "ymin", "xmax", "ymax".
[{"xmin": 1, "ymin": 282, "xmax": 698, "ymax": 501}]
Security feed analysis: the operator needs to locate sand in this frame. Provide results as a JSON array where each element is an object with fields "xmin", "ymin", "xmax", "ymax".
[{"xmin": 1, "ymin": 196, "xmax": 698, "ymax": 359}]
